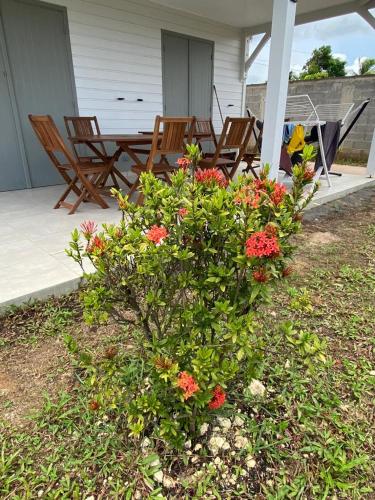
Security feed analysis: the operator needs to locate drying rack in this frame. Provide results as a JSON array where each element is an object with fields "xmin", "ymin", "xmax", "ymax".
[{"xmin": 285, "ymin": 95, "xmax": 354, "ymax": 186}]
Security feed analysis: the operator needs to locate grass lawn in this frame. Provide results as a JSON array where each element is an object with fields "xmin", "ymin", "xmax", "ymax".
[{"xmin": 0, "ymin": 189, "xmax": 374, "ymax": 499}]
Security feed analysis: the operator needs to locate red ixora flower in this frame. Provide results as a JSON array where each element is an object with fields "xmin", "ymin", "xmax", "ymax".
[
  {"xmin": 146, "ymin": 225, "xmax": 169, "ymax": 244},
  {"xmin": 87, "ymin": 235, "xmax": 106, "ymax": 254},
  {"xmin": 195, "ymin": 168, "xmax": 228, "ymax": 188},
  {"xmin": 178, "ymin": 207, "xmax": 188, "ymax": 218},
  {"xmin": 80, "ymin": 220, "xmax": 97, "ymax": 238},
  {"xmin": 176, "ymin": 157, "xmax": 192, "ymax": 171},
  {"xmin": 253, "ymin": 267, "xmax": 268, "ymax": 283},
  {"xmin": 208, "ymin": 385, "xmax": 226, "ymax": 410},
  {"xmin": 245, "ymin": 231, "xmax": 280, "ymax": 258},
  {"xmin": 177, "ymin": 371, "xmax": 199, "ymax": 400},
  {"xmin": 270, "ymin": 183, "xmax": 287, "ymax": 206}
]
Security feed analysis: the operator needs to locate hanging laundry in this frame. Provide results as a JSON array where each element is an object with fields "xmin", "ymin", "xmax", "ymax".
[{"xmin": 287, "ymin": 124, "xmax": 305, "ymax": 155}]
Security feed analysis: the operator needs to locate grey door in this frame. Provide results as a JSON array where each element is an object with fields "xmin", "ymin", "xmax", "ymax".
[
  {"xmin": 0, "ymin": 0, "xmax": 77, "ymax": 189},
  {"xmin": 162, "ymin": 31, "xmax": 213, "ymax": 118},
  {"xmin": 0, "ymin": 34, "xmax": 27, "ymax": 190}
]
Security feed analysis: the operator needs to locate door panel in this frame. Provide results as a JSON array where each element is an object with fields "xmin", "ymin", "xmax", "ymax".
[
  {"xmin": 1, "ymin": 0, "xmax": 76, "ymax": 188},
  {"xmin": 0, "ymin": 40, "xmax": 26, "ymax": 191},
  {"xmin": 162, "ymin": 33, "xmax": 189, "ymax": 116},
  {"xmin": 189, "ymin": 39, "xmax": 213, "ymax": 118}
]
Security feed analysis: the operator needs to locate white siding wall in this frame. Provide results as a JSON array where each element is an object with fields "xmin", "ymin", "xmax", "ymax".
[{"xmin": 49, "ymin": 0, "xmax": 244, "ymax": 133}]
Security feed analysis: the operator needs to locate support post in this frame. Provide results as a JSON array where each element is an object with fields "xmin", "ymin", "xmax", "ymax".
[
  {"xmin": 357, "ymin": 5, "xmax": 375, "ymax": 30},
  {"xmin": 260, "ymin": 0, "xmax": 297, "ymax": 179},
  {"xmin": 367, "ymin": 129, "xmax": 375, "ymax": 177}
]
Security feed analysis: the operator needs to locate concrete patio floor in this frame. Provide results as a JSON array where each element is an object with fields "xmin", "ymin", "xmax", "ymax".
[{"xmin": 0, "ymin": 165, "xmax": 374, "ymax": 311}]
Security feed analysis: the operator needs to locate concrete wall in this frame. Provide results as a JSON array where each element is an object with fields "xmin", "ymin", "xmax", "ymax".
[{"xmin": 246, "ymin": 75, "xmax": 375, "ymax": 161}]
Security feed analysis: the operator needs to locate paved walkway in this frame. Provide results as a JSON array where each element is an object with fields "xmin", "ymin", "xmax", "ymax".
[{"xmin": 0, "ymin": 166, "xmax": 374, "ymax": 311}]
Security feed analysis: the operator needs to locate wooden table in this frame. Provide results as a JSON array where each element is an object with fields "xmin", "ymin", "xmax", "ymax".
[{"xmin": 70, "ymin": 134, "xmax": 156, "ymax": 189}]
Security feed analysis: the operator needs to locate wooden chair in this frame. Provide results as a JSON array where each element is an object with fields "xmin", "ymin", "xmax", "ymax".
[
  {"xmin": 29, "ymin": 115, "xmax": 110, "ymax": 214},
  {"xmin": 241, "ymin": 109, "xmax": 262, "ymax": 178},
  {"xmin": 64, "ymin": 115, "xmax": 121, "ymax": 189},
  {"xmin": 195, "ymin": 118, "xmax": 217, "ymax": 154},
  {"xmin": 128, "ymin": 116, "xmax": 195, "ymax": 204},
  {"xmin": 197, "ymin": 116, "xmax": 255, "ymax": 180}
]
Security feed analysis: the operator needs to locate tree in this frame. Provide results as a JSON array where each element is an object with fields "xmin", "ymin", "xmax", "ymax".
[
  {"xmin": 357, "ymin": 57, "xmax": 375, "ymax": 75},
  {"xmin": 300, "ymin": 45, "xmax": 346, "ymax": 80}
]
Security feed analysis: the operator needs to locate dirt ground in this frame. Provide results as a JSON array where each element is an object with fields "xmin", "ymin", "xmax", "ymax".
[{"xmin": 1, "ymin": 186, "xmax": 374, "ymax": 427}]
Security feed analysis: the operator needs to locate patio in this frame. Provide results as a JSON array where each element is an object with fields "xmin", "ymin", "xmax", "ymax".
[{"xmin": 1, "ymin": 164, "xmax": 374, "ymax": 311}]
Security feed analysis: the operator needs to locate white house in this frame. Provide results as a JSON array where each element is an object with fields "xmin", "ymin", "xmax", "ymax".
[{"xmin": 1, "ymin": 0, "xmax": 374, "ymax": 191}]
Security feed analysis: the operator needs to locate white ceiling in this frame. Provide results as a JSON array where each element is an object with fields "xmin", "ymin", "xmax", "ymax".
[{"xmin": 149, "ymin": 0, "xmax": 370, "ymax": 32}]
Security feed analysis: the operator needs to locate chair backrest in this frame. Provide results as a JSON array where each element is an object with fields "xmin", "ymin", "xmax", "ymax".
[
  {"xmin": 147, "ymin": 116, "xmax": 195, "ymax": 169},
  {"xmin": 29, "ymin": 114, "xmax": 76, "ymax": 168},
  {"xmin": 211, "ymin": 116, "xmax": 255, "ymax": 164},
  {"xmin": 64, "ymin": 115, "xmax": 107, "ymax": 160},
  {"xmin": 195, "ymin": 118, "xmax": 218, "ymax": 150}
]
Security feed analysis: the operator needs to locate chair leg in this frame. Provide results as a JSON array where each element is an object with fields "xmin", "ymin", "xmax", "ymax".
[
  {"xmin": 54, "ymin": 176, "xmax": 80, "ymax": 209},
  {"xmin": 80, "ymin": 174, "xmax": 109, "ymax": 209}
]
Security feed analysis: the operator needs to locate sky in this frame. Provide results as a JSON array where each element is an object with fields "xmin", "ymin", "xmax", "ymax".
[{"xmin": 247, "ymin": 10, "xmax": 375, "ymax": 84}]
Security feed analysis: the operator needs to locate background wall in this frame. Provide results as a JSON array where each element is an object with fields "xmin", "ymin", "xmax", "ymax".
[
  {"xmin": 246, "ymin": 75, "xmax": 375, "ymax": 161},
  {"xmin": 49, "ymin": 0, "xmax": 244, "ymax": 134}
]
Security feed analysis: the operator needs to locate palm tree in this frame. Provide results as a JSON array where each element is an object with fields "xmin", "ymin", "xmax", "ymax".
[
  {"xmin": 351, "ymin": 57, "xmax": 375, "ymax": 75},
  {"xmin": 358, "ymin": 58, "xmax": 375, "ymax": 75}
]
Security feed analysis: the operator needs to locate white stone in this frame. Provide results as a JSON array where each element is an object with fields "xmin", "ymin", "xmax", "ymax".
[
  {"xmin": 191, "ymin": 455, "xmax": 199, "ymax": 464},
  {"xmin": 154, "ymin": 470, "xmax": 164, "ymax": 483},
  {"xmin": 214, "ymin": 457, "xmax": 223, "ymax": 466},
  {"xmin": 193, "ymin": 443, "xmax": 202, "ymax": 452},
  {"xmin": 141, "ymin": 437, "xmax": 151, "ymax": 449},
  {"xmin": 234, "ymin": 435, "xmax": 249, "ymax": 449},
  {"xmin": 200, "ymin": 423, "xmax": 209, "ymax": 436},
  {"xmin": 37, "ymin": 491, "xmax": 44, "ymax": 499},
  {"xmin": 222, "ymin": 440, "xmax": 231, "ymax": 451},
  {"xmin": 248, "ymin": 379, "xmax": 266, "ymax": 397},
  {"xmin": 208, "ymin": 436, "xmax": 226, "ymax": 456},
  {"xmin": 184, "ymin": 439, "xmax": 192, "ymax": 449},
  {"xmin": 284, "ymin": 359, "xmax": 291, "ymax": 369},
  {"xmin": 86, "ymin": 497, "xmax": 95, "ymax": 500},
  {"xmin": 150, "ymin": 457, "xmax": 161, "ymax": 468},
  {"xmin": 217, "ymin": 417, "xmax": 232, "ymax": 432},
  {"xmin": 162, "ymin": 475, "xmax": 175, "ymax": 488},
  {"xmin": 369, "ymin": 370, "xmax": 375, "ymax": 376},
  {"xmin": 233, "ymin": 415, "xmax": 245, "ymax": 427},
  {"xmin": 245, "ymin": 455, "xmax": 256, "ymax": 469}
]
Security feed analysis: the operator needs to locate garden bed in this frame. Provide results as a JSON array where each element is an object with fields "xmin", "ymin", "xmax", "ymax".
[{"xmin": 0, "ymin": 187, "xmax": 374, "ymax": 498}]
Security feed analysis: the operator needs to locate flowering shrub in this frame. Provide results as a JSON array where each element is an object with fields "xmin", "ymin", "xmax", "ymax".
[{"xmin": 68, "ymin": 144, "xmax": 317, "ymax": 448}]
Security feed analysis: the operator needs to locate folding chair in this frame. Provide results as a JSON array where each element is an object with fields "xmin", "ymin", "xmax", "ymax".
[
  {"xmin": 195, "ymin": 118, "xmax": 218, "ymax": 154},
  {"xmin": 197, "ymin": 116, "xmax": 255, "ymax": 180},
  {"xmin": 128, "ymin": 115, "xmax": 195, "ymax": 204},
  {"xmin": 29, "ymin": 115, "xmax": 110, "ymax": 214},
  {"xmin": 64, "ymin": 115, "xmax": 125, "ymax": 189}
]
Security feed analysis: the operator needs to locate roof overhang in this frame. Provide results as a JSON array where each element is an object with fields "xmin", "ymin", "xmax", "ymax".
[{"xmin": 149, "ymin": 0, "xmax": 375, "ymax": 34}]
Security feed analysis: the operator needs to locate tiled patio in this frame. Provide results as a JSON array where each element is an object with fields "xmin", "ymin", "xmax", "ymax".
[{"xmin": 0, "ymin": 165, "xmax": 374, "ymax": 311}]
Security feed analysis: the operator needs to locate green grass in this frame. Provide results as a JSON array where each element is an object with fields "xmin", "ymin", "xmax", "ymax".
[{"xmin": 0, "ymin": 214, "xmax": 374, "ymax": 498}]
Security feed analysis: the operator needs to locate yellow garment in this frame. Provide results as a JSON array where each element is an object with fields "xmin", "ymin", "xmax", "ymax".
[{"xmin": 287, "ymin": 124, "xmax": 305, "ymax": 155}]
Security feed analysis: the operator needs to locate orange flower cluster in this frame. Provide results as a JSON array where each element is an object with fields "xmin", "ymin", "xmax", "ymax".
[
  {"xmin": 245, "ymin": 231, "xmax": 280, "ymax": 258},
  {"xmin": 234, "ymin": 186, "xmax": 261, "ymax": 208},
  {"xmin": 195, "ymin": 168, "xmax": 228, "ymax": 188},
  {"xmin": 208, "ymin": 385, "xmax": 226, "ymax": 409},
  {"xmin": 87, "ymin": 235, "xmax": 106, "ymax": 254},
  {"xmin": 270, "ymin": 183, "xmax": 287, "ymax": 206},
  {"xmin": 176, "ymin": 157, "xmax": 192, "ymax": 171},
  {"xmin": 177, "ymin": 371, "xmax": 199, "ymax": 400},
  {"xmin": 303, "ymin": 167, "xmax": 315, "ymax": 181},
  {"xmin": 146, "ymin": 225, "xmax": 169, "ymax": 244}
]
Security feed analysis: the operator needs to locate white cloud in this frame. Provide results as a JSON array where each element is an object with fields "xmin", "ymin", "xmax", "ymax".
[{"xmin": 332, "ymin": 53, "xmax": 347, "ymax": 62}]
